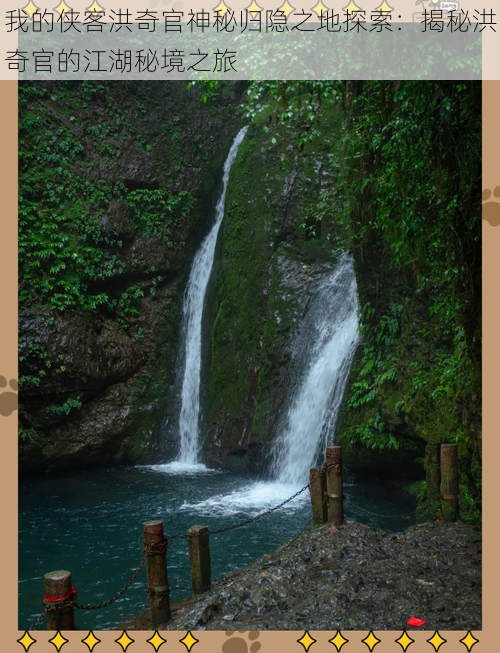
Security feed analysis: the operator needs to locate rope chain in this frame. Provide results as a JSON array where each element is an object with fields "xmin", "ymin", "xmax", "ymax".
[
  {"xmin": 74, "ymin": 554, "xmax": 147, "ymax": 611},
  {"xmin": 166, "ymin": 463, "xmax": 335, "ymax": 541},
  {"xmin": 29, "ymin": 607, "xmax": 49, "ymax": 632},
  {"xmin": 27, "ymin": 462, "xmax": 417, "ymax": 629},
  {"xmin": 347, "ymin": 500, "xmax": 416, "ymax": 519}
]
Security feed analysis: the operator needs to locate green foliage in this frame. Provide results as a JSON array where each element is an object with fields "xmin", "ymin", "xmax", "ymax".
[
  {"xmin": 187, "ymin": 80, "xmax": 222, "ymax": 104},
  {"xmin": 125, "ymin": 188, "xmax": 195, "ymax": 243},
  {"xmin": 342, "ymin": 413, "xmax": 418, "ymax": 451},
  {"xmin": 459, "ymin": 487, "xmax": 481, "ymax": 521},
  {"xmin": 348, "ymin": 302, "xmax": 401, "ymax": 409},
  {"xmin": 338, "ymin": 81, "xmax": 480, "ymax": 328},
  {"xmin": 46, "ymin": 397, "xmax": 82, "ymax": 416},
  {"xmin": 107, "ymin": 285, "xmax": 144, "ymax": 318},
  {"xmin": 409, "ymin": 480, "xmax": 427, "ymax": 502},
  {"xmin": 333, "ymin": 82, "xmax": 481, "ymax": 457},
  {"xmin": 244, "ymin": 81, "xmax": 340, "ymax": 147},
  {"xmin": 18, "ymin": 82, "xmax": 196, "ymax": 315},
  {"xmin": 19, "ymin": 344, "xmax": 50, "ymax": 389}
]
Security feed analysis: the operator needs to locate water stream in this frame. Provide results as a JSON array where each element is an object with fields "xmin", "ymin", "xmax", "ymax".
[
  {"xmin": 183, "ymin": 254, "xmax": 359, "ymax": 514},
  {"xmin": 273, "ymin": 253, "xmax": 359, "ymax": 486},
  {"xmin": 178, "ymin": 127, "xmax": 248, "ymax": 465}
]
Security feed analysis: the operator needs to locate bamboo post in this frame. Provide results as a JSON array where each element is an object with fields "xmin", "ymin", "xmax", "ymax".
[
  {"xmin": 43, "ymin": 570, "xmax": 76, "ymax": 630},
  {"xmin": 326, "ymin": 446, "xmax": 344, "ymax": 526},
  {"xmin": 143, "ymin": 520, "xmax": 170, "ymax": 627},
  {"xmin": 188, "ymin": 525, "xmax": 211, "ymax": 595},
  {"xmin": 440, "ymin": 444, "xmax": 460, "ymax": 522},
  {"xmin": 309, "ymin": 466, "xmax": 328, "ymax": 528},
  {"xmin": 425, "ymin": 444, "xmax": 440, "ymax": 503}
]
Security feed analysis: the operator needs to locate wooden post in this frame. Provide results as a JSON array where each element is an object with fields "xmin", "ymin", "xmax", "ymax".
[
  {"xmin": 425, "ymin": 444, "xmax": 440, "ymax": 503},
  {"xmin": 43, "ymin": 570, "xmax": 76, "ymax": 631},
  {"xmin": 440, "ymin": 444, "xmax": 460, "ymax": 523},
  {"xmin": 326, "ymin": 446, "xmax": 344, "ymax": 526},
  {"xmin": 188, "ymin": 525, "xmax": 211, "ymax": 595},
  {"xmin": 143, "ymin": 520, "xmax": 170, "ymax": 627},
  {"xmin": 309, "ymin": 466, "xmax": 327, "ymax": 528}
]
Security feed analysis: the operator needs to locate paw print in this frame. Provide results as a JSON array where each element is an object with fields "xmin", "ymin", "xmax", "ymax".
[
  {"xmin": 482, "ymin": 186, "xmax": 500, "ymax": 227},
  {"xmin": 0, "ymin": 377, "xmax": 18, "ymax": 417},
  {"xmin": 222, "ymin": 631, "xmax": 261, "ymax": 653}
]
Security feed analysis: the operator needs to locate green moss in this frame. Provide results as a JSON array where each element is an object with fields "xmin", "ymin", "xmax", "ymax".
[{"xmin": 203, "ymin": 101, "xmax": 345, "ymax": 457}]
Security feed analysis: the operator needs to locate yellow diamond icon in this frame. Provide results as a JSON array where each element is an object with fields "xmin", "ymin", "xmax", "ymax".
[
  {"xmin": 396, "ymin": 631, "xmax": 414, "ymax": 652},
  {"xmin": 374, "ymin": 0, "xmax": 393, "ymax": 15},
  {"xmin": 245, "ymin": 0, "xmax": 263, "ymax": 18},
  {"xmin": 460, "ymin": 631, "xmax": 479, "ymax": 652},
  {"xmin": 86, "ymin": 0, "xmax": 104, "ymax": 14},
  {"xmin": 17, "ymin": 632, "xmax": 36, "ymax": 652},
  {"xmin": 427, "ymin": 632, "xmax": 447, "ymax": 652},
  {"xmin": 343, "ymin": 0, "xmax": 362, "ymax": 16},
  {"xmin": 82, "ymin": 631, "xmax": 101, "ymax": 652},
  {"xmin": 180, "ymin": 631, "xmax": 199, "ymax": 652},
  {"xmin": 362, "ymin": 631, "xmax": 381, "ymax": 652},
  {"xmin": 213, "ymin": 0, "xmax": 231, "ymax": 17},
  {"xmin": 22, "ymin": 0, "xmax": 40, "ymax": 19},
  {"xmin": 311, "ymin": 0, "xmax": 329, "ymax": 18},
  {"xmin": 298, "ymin": 631, "xmax": 317, "ymax": 652},
  {"xmin": 115, "ymin": 631, "xmax": 135, "ymax": 652},
  {"xmin": 49, "ymin": 631, "xmax": 69, "ymax": 652},
  {"xmin": 278, "ymin": 0, "xmax": 295, "ymax": 18},
  {"xmin": 329, "ymin": 630, "xmax": 349, "ymax": 651},
  {"xmin": 53, "ymin": 0, "xmax": 72, "ymax": 17},
  {"xmin": 147, "ymin": 631, "xmax": 166, "ymax": 651}
]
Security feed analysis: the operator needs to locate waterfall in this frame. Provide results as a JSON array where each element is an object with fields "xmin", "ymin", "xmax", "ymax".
[
  {"xmin": 272, "ymin": 253, "xmax": 359, "ymax": 487},
  {"xmin": 178, "ymin": 127, "xmax": 248, "ymax": 465},
  {"xmin": 178, "ymin": 253, "xmax": 359, "ymax": 514}
]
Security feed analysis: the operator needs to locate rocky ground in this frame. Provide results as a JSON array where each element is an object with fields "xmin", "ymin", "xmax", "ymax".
[{"xmin": 157, "ymin": 519, "xmax": 481, "ymax": 632}]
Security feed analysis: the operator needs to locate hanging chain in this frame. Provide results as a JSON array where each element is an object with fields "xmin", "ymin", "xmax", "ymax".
[
  {"xmin": 75, "ymin": 554, "xmax": 146, "ymax": 611},
  {"xmin": 29, "ymin": 606, "xmax": 49, "ymax": 632},
  {"xmin": 166, "ymin": 464, "xmax": 334, "ymax": 541},
  {"xmin": 347, "ymin": 500, "xmax": 416, "ymax": 519},
  {"xmin": 28, "ymin": 462, "xmax": 417, "ymax": 630}
]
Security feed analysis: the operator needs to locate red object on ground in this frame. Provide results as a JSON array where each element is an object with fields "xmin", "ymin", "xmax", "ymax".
[
  {"xmin": 435, "ymin": 517, "xmax": 443, "ymax": 522},
  {"xmin": 407, "ymin": 617, "xmax": 426, "ymax": 627}
]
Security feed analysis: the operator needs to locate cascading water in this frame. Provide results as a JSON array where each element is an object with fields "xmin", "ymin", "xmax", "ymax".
[
  {"xmin": 178, "ymin": 127, "xmax": 248, "ymax": 465},
  {"xmin": 272, "ymin": 253, "xmax": 359, "ymax": 487},
  {"xmin": 180, "ymin": 253, "xmax": 359, "ymax": 514}
]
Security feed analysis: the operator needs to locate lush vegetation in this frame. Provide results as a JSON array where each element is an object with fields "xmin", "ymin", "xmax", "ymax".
[
  {"xmin": 19, "ymin": 80, "xmax": 481, "ymax": 516},
  {"xmin": 236, "ymin": 80, "xmax": 481, "ymax": 511},
  {"xmin": 335, "ymin": 81, "xmax": 480, "ymax": 468},
  {"xmin": 18, "ymin": 83, "xmax": 195, "ymax": 316}
]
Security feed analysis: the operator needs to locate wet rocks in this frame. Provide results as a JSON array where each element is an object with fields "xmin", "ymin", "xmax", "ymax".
[{"xmin": 166, "ymin": 520, "xmax": 481, "ymax": 631}]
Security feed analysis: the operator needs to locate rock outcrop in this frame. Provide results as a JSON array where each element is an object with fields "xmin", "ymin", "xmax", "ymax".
[{"xmin": 19, "ymin": 81, "xmax": 243, "ymax": 472}]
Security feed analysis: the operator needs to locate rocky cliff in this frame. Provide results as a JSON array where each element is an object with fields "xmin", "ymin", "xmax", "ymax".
[
  {"xmin": 18, "ymin": 81, "xmax": 243, "ymax": 472},
  {"xmin": 201, "ymin": 106, "xmax": 346, "ymax": 472}
]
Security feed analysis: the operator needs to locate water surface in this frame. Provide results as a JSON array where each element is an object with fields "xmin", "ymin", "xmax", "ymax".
[{"xmin": 19, "ymin": 465, "xmax": 415, "ymax": 630}]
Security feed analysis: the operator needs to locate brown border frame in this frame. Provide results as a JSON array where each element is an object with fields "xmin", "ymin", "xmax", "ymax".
[{"xmin": 2, "ymin": 77, "xmax": 498, "ymax": 652}]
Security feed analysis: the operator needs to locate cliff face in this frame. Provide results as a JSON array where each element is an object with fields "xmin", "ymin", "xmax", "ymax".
[
  {"xmin": 335, "ymin": 81, "xmax": 482, "ymax": 515},
  {"xmin": 202, "ymin": 107, "xmax": 345, "ymax": 471},
  {"xmin": 18, "ymin": 81, "xmax": 243, "ymax": 473}
]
